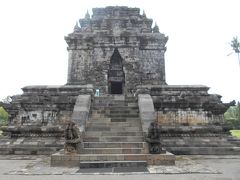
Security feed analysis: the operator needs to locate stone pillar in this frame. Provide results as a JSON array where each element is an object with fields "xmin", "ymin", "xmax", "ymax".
[
  {"xmin": 71, "ymin": 94, "xmax": 91, "ymax": 132},
  {"xmin": 138, "ymin": 94, "xmax": 156, "ymax": 137}
]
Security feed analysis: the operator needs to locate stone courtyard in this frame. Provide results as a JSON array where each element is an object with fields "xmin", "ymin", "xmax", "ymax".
[{"xmin": 0, "ymin": 155, "xmax": 239, "ymax": 180}]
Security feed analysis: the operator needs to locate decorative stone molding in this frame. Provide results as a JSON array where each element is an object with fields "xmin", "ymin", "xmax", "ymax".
[
  {"xmin": 135, "ymin": 86, "xmax": 151, "ymax": 96},
  {"xmin": 1, "ymin": 125, "xmax": 64, "ymax": 137}
]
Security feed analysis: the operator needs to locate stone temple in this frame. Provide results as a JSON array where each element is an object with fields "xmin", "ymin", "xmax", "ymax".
[
  {"xmin": 65, "ymin": 7, "xmax": 167, "ymax": 94},
  {"xmin": 1, "ymin": 6, "xmax": 239, "ymax": 167}
]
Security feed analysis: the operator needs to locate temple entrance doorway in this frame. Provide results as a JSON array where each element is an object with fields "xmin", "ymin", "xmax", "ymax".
[
  {"xmin": 109, "ymin": 81, "xmax": 123, "ymax": 94},
  {"xmin": 108, "ymin": 48, "xmax": 125, "ymax": 95}
]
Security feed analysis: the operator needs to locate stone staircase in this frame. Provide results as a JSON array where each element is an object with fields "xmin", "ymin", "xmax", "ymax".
[
  {"xmin": 79, "ymin": 95, "xmax": 148, "ymax": 168},
  {"xmin": 50, "ymin": 94, "xmax": 175, "ymax": 167}
]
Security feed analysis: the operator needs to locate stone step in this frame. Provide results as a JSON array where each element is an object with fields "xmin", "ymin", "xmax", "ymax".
[
  {"xmin": 163, "ymin": 142, "xmax": 235, "ymax": 147},
  {"xmin": 81, "ymin": 148, "xmax": 143, "ymax": 154},
  {"xmin": 91, "ymin": 110, "xmax": 139, "ymax": 114},
  {"xmin": 77, "ymin": 154, "xmax": 148, "ymax": 161},
  {"xmin": 227, "ymin": 137, "xmax": 240, "ymax": 146},
  {"xmin": 162, "ymin": 142, "xmax": 233, "ymax": 148},
  {"xmin": 91, "ymin": 106, "xmax": 139, "ymax": 110},
  {"xmin": 85, "ymin": 126, "xmax": 142, "ymax": 132},
  {"xmin": 88, "ymin": 118, "xmax": 140, "ymax": 123},
  {"xmin": 89, "ymin": 117, "xmax": 141, "ymax": 123},
  {"xmin": 230, "ymin": 141, "xmax": 240, "ymax": 146},
  {"xmin": 94, "ymin": 97, "xmax": 136, "ymax": 101},
  {"xmin": 84, "ymin": 131, "xmax": 143, "ymax": 137},
  {"xmin": 161, "ymin": 138, "xmax": 236, "ymax": 146},
  {"xmin": 84, "ymin": 136, "xmax": 144, "ymax": 142},
  {"xmin": 94, "ymin": 96, "xmax": 136, "ymax": 101},
  {"xmin": 79, "ymin": 160, "xmax": 147, "ymax": 168},
  {"xmin": 92, "ymin": 103, "xmax": 138, "ymax": 107},
  {"xmin": 94, "ymin": 95, "xmax": 135, "ymax": 99},
  {"xmin": 51, "ymin": 151, "xmax": 176, "ymax": 167},
  {"xmin": 167, "ymin": 146, "xmax": 240, "ymax": 155},
  {"xmin": 111, "ymin": 117, "xmax": 141, "ymax": 122},
  {"xmin": 83, "ymin": 142, "xmax": 146, "ymax": 148},
  {"xmin": 93, "ymin": 100, "xmax": 137, "ymax": 104},
  {"xmin": 91, "ymin": 113, "xmax": 139, "ymax": 118},
  {"xmin": 162, "ymin": 137, "xmax": 234, "ymax": 142},
  {"xmin": 86, "ymin": 122, "xmax": 141, "ymax": 127}
]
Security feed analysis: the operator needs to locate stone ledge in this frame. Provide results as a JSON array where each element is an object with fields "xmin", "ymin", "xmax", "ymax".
[
  {"xmin": 159, "ymin": 125, "xmax": 230, "ymax": 134},
  {"xmin": 50, "ymin": 151, "xmax": 175, "ymax": 167},
  {"xmin": 79, "ymin": 160, "xmax": 147, "ymax": 168},
  {"xmin": 166, "ymin": 147, "xmax": 240, "ymax": 155}
]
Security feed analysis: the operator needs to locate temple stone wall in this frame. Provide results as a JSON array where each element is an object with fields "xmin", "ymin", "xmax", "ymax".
[
  {"xmin": 2, "ymin": 85, "xmax": 94, "ymax": 136},
  {"xmin": 68, "ymin": 48, "xmax": 165, "ymax": 94},
  {"xmin": 156, "ymin": 110, "xmax": 224, "ymax": 126},
  {"xmin": 11, "ymin": 106, "xmax": 73, "ymax": 127},
  {"xmin": 65, "ymin": 6, "xmax": 167, "ymax": 94},
  {"xmin": 137, "ymin": 85, "xmax": 231, "ymax": 125}
]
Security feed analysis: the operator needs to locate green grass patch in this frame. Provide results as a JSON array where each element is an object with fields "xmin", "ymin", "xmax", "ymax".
[{"xmin": 230, "ymin": 130, "xmax": 240, "ymax": 138}]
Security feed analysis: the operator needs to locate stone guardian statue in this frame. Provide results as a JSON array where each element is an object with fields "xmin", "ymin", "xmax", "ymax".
[{"xmin": 64, "ymin": 121, "xmax": 81, "ymax": 154}]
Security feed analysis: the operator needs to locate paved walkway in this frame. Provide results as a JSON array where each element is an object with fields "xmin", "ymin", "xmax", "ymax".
[{"xmin": 0, "ymin": 155, "xmax": 239, "ymax": 180}]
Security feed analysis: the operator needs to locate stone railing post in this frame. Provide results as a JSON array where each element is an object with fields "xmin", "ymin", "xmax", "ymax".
[
  {"xmin": 138, "ymin": 93, "xmax": 156, "ymax": 137},
  {"xmin": 71, "ymin": 94, "xmax": 91, "ymax": 133}
]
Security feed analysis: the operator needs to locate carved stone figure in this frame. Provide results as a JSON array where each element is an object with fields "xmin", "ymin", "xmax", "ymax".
[
  {"xmin": 148, "ymin": 122, "xmax": 159, "ymax": 139},
  {"xmin": 64, "ymin": 121, "xmax": 81, "ymax": 154},
  {"xmin": 146, "ymin": 122, "xmax": 165, "ymax": 154}
]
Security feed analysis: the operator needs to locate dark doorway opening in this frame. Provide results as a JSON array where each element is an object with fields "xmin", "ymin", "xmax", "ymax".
[
  {"xmin": 110, "ymin": 82, "xmax": 123, "ymax": 94},
  {"xmin": 108, "ymin": 48, "xmax": 125, "ymax": 95}
]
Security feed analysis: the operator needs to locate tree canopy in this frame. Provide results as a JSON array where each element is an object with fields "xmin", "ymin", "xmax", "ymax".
[
  {"xmin": 224, "ymin": 102, "xmax": 240, "ymax": 129},
  {"xmin": 0, "ymin": 106, "xmax": 8, "ymax": 125},
  {"xmin": 230, "ymin": 36, "xmax": 240, "ymax": 66}
]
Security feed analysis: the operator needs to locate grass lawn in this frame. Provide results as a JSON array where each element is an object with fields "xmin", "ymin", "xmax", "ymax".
[{"xmin": 230, "ymin": 130, "xmax": 240, "ymax": 138}]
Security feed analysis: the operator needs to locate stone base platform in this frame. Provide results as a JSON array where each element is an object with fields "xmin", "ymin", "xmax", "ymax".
[
  {"xmin": 0, "ymin": 136, "xmax": 64, "ymax": 155},
  {"xmin": 161, "ymin": 135, "xmax": 240, "ymax": 155},
  {"xmin": 50, "ymin": 150, "xmax": 175, "ymax": 167}
]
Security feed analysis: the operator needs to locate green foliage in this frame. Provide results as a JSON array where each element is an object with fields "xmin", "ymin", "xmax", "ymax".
[
  {"xmin": 224, "ymin": 102, "xmax": 240, "ymax": 129},
  {"xmin": 0, "ymin": 106, "xmax": 8, "ymax": 126},
  {"xmin": 230, "ymin": 130, "xmax": 240, "ymax": 138},
  {"xmin": 231, "ymin": 36, "xmax": 240, "ymax": 53},
  {"xmin": 230, "ymin": 36, "xmax": 240, "ymax": 66}
]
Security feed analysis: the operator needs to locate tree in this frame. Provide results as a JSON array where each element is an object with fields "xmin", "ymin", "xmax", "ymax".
[
  {"xmin": 0, "ymin": 107, "xmax": 8, "ymax": 126},
  {"xmin": 224, "ymin": 102, "xmax": 240, "ymax": 129},
  {"xmin": 229, "ymin": 36, "xmax": 240, "ymax": 67}
]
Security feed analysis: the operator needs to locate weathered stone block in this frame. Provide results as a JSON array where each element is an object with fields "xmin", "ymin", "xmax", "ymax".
[
  {"xmin": 71, "ymin": 94, "xmax": 91, "ymax": 132},
  {"xmin": 138, "ymin": 94, "xmax": 156, "ymax": 135}
]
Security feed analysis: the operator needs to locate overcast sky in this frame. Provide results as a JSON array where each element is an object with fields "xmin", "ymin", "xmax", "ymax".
[{"xmin": 0, "ymin": 0, "xmax": 239, "ymax": 103}]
